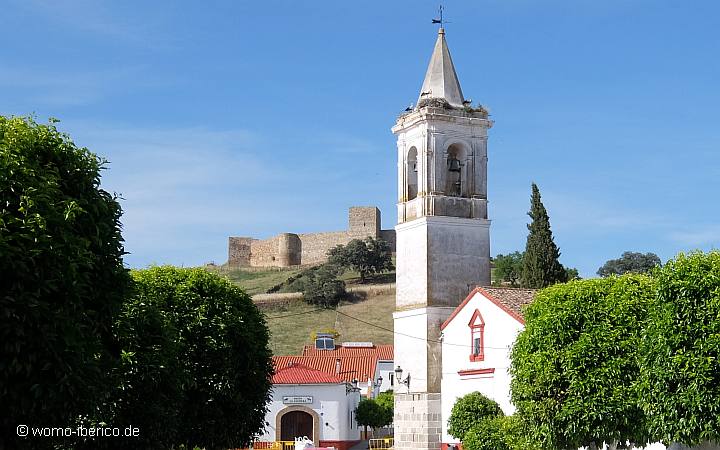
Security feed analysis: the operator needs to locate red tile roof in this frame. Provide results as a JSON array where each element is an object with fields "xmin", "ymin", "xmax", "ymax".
[
  {"xmin": 441, "ymin": 286, "xmax": 537, "ymax": 330},
  {"xmin": 272, "ymin": 363, "xmax": 344, "ymax": 384},
  {"xmin": 301, "ymin": 344, "xmax": 394, "ymax": 361},
  {"xmin": 273, "ymin": 355, "xmax": 379, "ymax": 384}
]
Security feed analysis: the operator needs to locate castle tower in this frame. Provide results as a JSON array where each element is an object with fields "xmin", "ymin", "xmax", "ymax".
[{"xmin": 392, "ymin": 28, "xmax": 492, "ymax": 450}]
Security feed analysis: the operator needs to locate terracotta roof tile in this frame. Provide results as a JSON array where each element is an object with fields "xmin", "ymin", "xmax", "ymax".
[
  {"xmin": 301, "ymin": 344, "xmax": 393, "ymax": 361},
  {"xmin": 479, "ymin": 286, "xmax": 537, "ymax": 318},
  {"xmin": 273, "ymin": 355, "xmax": 379, "ymax": 384},
  {"xmin": 272, "ymin": 363, "xmax": 344, "ymax": 384}
]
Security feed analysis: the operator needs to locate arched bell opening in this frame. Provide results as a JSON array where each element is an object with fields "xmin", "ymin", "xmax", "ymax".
[
  {"xmin": 445, "ymin": 143, "xmax": 467, "ymax": 197},
  {"xmin": 407, "ymin": 146, "xmax": 418, "ymax": 200}
]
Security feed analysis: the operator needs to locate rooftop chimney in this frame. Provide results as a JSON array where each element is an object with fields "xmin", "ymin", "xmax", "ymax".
[{"xmin": 335, "ymin": 358, "xmax": 341, "ymax": 374}]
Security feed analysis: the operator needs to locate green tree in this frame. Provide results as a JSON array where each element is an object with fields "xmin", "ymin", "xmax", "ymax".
[
  {"xmin": 638, "ymin": 251, "xmax": 720, "ymax": 445},
  {"xmin": 521, "ymin": 183, "xmax": 567, "ymax": 288},
  {"xmin": 103, "ymin": 267, "xmax": 273, "ymax": 450},
  {"xmin": 328, "ymin": 237, "xmax": 394, "ymax": 283},
  {"xmin": 447, "ymin": 392, "xmax": 504, "ymax": 441},
  {"xmin": 463, "ymin": 416, "xmax": 530, "ymax": 450},
  {"xmin": 356, "ymin": 397, "xmax": 393, "ymax": 437},
  {"xmin": 597, "ymin": 251, "xmax": 661, "ymax": 277},
  {"xmin": 302, "ymin": 264, "xmax": 346, "ymax": 307},
  {"xmin": 510, "ymin": 275, "xmax": 654, "ymax": 450},
  {"xmin": 493, "ymin": 251, "xmax": 524, "ymax": 286},
  {"xmin": 375, "ymin": 390, "xmax": 394, "ymax": 417},
  {"xmin": 565, "ymin": 267, "xmax": 581, "ymax": 281},
  {"xmin": 0, "ymin": 117, "xmax": 130, "ymax": 449}
]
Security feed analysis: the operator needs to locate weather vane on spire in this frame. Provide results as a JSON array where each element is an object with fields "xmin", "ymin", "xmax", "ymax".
[{"xmin": 432, "ymin": 5, "xmax": 449, "ymax": 29}]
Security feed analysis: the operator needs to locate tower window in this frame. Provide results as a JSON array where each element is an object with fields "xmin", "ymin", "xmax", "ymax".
[
  {"xmin": 468, "ymin": 309, "xmax": 485, "ymax": 362},
  {"xmin": 406, "ymin": 147, "xmax": 418, "ymax": 201}
]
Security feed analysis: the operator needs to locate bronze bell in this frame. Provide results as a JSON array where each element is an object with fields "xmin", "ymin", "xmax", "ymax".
[{"xmin": 447, "ymin": 156, "xmax": 461, "ymax": 172}]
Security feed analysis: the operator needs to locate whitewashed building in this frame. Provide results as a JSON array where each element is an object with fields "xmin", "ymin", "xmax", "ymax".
[
  {"xmin": 439, "ymin": 287, "xmax": 535, "ymax": 446},
  {"xmin": 258, "ymin": 363, "xmax": 361, "ymax": 450}
]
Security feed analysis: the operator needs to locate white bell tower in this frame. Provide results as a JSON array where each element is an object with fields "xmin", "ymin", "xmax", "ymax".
[{"xmin": 392, "ymin": 27, "xmax": 492, "ymax": 450}]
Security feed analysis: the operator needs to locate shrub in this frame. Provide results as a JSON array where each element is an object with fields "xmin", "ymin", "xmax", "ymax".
[
  {"xmin": 302, "ymin": 264, "xmax": 346, "ymax": 307},
  {"xmin": 102, "ymin": 267, "xmax": 273, "ymax": 450},
  {"xmin": 463, "ymin": 416, "xmax": 528, "ymax": 450},
  {"xmin": 447, "ymin": 392, "xmax": 504, "ymax": 441},
  {"xmin": 639, "ymin": 251, "xmax": 720, "ymax": 445},
  {"xmin": 510, "ymin": 275, "xmax": 654, "ymax": 449}
]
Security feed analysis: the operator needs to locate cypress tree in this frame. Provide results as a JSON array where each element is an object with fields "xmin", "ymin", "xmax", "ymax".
[{"xmin": 521, "ymin": 183, "xmax": 567, "ymax": 288}]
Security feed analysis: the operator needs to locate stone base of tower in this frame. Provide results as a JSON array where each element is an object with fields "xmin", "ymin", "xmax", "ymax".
[{"xmin": 394, "ymin": 393, "xmax": 443, "ymax": 450}]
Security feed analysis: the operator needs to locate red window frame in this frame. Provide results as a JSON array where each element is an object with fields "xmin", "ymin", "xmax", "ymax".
[{"xmin": 468, "ymin": 309, "xmax": 485, "ymax": 362}]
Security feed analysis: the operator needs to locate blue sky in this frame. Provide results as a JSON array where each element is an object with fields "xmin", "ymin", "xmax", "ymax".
[{"xmin": 2, "ymin": 0, "xmax": 719, "ymax": 277}]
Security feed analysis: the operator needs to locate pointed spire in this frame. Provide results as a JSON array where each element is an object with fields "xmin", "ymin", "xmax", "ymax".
[{"xmin": 418, "ymin": 28, "xmax": 465, "ymax": 108}]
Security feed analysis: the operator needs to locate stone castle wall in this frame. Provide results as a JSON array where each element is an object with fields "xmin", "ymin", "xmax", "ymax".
[{"xmin": 228, "ymin": 206, "xmax": 396, "ymax": 267}]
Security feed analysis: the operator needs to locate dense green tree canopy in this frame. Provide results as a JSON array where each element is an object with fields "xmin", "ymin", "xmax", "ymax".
[
  {"xmin": 597, "ymin": 251, "xmax": 661, "ymax": 277},
  {"xmin": 462, "ymin": 416, "xmax": 529, "ymax": 450},
  {"xmin": 103, "ymin": 267, "xmax": 274, "ymax": 450},
  {"xmin": 447, "ymin": 392, "xmax": 504, "ymax": 441},
  {"xmin": 495, "ymin": 251, "xmax": 579, "ymax": 286},
  {"xmin": 510, "ymin": 276, "xmax": 654, "ymax": 449},
  {"xmin": 639, "ymin": 251, "xmax": 720, "ymax": 445},
  {"xmin": 356, "ymin": 396, "xmax": 393, "ymax": 435},
  {"xmin": 0, "ymin": 116, "xmax": 130, "ymax": 449},
  {"xmin": 521, "ymin": 183, "xmax": 567, "ymax": 288},
  {"xmin": 375, "ymin": 390, "xmax": 394, "ymax": 419},
  {"xmin": 493, "ymin": 251, "xmax": 524, "ymax": 287},
  {"xmin": 301, "ymin": 264, "xmax": 346, "ymax": 307},
  {"xmin": 328, "ymin": 237, "xmax": 394, "ymax": 283}
]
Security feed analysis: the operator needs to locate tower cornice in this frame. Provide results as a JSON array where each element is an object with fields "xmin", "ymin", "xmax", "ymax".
[{"xmin": 392, "ymin": 107, "xmax": 493, "ymax": 134}]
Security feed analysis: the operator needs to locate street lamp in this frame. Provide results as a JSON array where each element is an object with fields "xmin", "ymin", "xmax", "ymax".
[{"xmin": 394, "ymin": 365, "xmax": 410, "ymax": 390}]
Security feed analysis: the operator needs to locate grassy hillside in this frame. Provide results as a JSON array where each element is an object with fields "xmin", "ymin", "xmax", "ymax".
[
  {"xmin": 205, "ymin": 264, "xmax": 396, "ymax": 355},
  {"xmin": 261, "ymin": 291, "xmax": 395, "ymax": 356},
  {"xmin": 206, "ymin": 265, "xmax": 302, "ymax": 296}
]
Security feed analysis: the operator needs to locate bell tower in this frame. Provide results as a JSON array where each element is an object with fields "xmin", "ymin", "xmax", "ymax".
[{"xmin": 392, "ymin": 27, "xmax": 492, "ymax": 450}]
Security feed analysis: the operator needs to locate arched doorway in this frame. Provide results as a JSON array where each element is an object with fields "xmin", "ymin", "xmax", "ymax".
[
  {"xmin": 276, "ymin": 406, "xmax": 320, "ymax": 442},
  {"xmin": 280, "ymin": 411, "xmax": 313, "ymax": 440}
]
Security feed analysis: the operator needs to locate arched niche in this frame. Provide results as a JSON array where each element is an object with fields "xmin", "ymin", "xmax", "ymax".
[{"xmin": 406, "ymin": 146, "xmax": 418, "ymax": 200}]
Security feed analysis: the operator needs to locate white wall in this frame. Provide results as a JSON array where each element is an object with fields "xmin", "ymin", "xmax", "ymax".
[
  {"xmin": 440, "ymin": 291, "xmax": 524, "ymax": 444},
  {"xmin": 258, "ymin": 383, "xmax": 361, "ymax": 442},
  {"xmin": 374, "ymin": 360, "xmax": 395, "ymax": 394}
]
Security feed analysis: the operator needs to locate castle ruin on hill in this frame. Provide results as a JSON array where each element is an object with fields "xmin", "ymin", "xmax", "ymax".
[{"xmin": 227, "ymin": 206, "xmax": 396, "ymax": 267}]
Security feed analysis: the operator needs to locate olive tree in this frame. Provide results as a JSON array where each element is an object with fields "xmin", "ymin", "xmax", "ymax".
[
  {"xmin": 510, "ymin": 276, "xmax": 654, "ymax": 450},
  {"xmin": 0, "ymin": 117, "xmax": 130, "ymax": 448},
  {"xmin": 639, "ymin": 251, "xmax": 720, "ymax": 445}
]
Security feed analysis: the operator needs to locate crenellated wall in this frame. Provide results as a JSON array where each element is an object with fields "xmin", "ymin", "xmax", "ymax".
[{"xmin": 228, "ymin": 206, "xmax": 396, "ymax": 267}]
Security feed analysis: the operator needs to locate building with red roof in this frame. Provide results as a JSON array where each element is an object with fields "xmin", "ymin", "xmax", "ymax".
[
  {"xmin": 256, "ymin": 361, "xmax": 361, "ymax": 450},
  {"xmin": 256, "ymin": 338, "xmax": 394, "ymax": 449}
]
